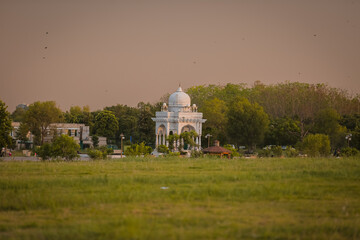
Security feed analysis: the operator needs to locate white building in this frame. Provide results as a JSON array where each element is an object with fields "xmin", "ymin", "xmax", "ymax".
[
  {"xmin": 11, "ymin": 122, "xmax": 106, "ymax": 149},
  {"xmin": 152, "ymin": 86, "xmax": 206, "ymax": 150}
]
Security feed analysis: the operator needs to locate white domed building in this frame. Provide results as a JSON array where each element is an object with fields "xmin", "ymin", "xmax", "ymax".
[{"xmin": 152, "ymin": 86, "xmax": 206, "ymax": 150}]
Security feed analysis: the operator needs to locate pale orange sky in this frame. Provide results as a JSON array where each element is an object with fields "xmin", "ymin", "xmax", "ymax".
[{"xmin": 1, "ymin": 0, "xmax": 359, "ymax": 112}]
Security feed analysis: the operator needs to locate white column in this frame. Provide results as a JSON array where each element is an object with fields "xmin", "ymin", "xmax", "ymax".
[
  {"xmin": 199, "ymin": 135, "xmax": 202, "ymax": 149},
  {"xmin": 156, "ymin": 134, "xmax": 159, "ymax": 147}
]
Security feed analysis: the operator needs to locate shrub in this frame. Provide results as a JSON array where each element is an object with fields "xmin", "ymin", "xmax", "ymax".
[
  {"xmin": 37, "ymin": 143, "xmax": 53, "ymax": 160},
  {"xmin": 301, "ymin": 134, "xmax": 331, "ymax": 157},
  {"xmin": 52, "ymin": 135, "xmax": 80, "ymax": 160},
  {"xmin": 87, "ymin": 146, "xmax": 113, "ymax": 159},
  {"xmin": 258, "ymin": 145, "xmax": 282, "ymax": 158},
  {"xmin": 284, "ymin": 146, "xmax": 299, "ymax": 158},
  {"xmin": 157, "ymin": 145, "xmax": 169, "ymax": 154},
  {"xmin": 36, "ymin": 135, "xmax": 80, "ymax": 160},
  {"xmin": 257, "ymin": 148, "xmax": 272, "ymax": 158},
  {"xmin": 271, "ymin": 146, "xmax": 283, "ymax": 157},
  {"xmin": 340, "ymin": 147, "xmax": 359, "ymax": 157},
  {"xmin": 191, "ymin": 150, "xmax": 203, "ymax": 158},
  {"xmin": 223, "ymin": 144, "xmax": 240, "ymax": 157},
  {"xmin": 125, "ymin": 142, "xmax": 152, "ymax": 156},
  {"xmin": 87, "ymin": 149, "xmax": 104, "ymax": 159}
]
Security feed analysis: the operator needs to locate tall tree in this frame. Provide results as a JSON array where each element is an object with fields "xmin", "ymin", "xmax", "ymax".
[
  {"xmin": 104, "ymin": 104, "xmax": 139, "ymax": 144},
  {"xmin": 227, "ymin": 98, "xmax": 269, "ymax": 150},
  {"xmin": 137, "ymin": 102, "xmax": 156, "ymax": 144},
  {"xmin": 265, "ymin": 117, "xmax": 301, "ymax": 146},
  {"xmin": 0, "ymin": 100, "xmax": 13, "ymax": 149},
  {"xmin": 11, "ymin": 107, "xmax": 27, "ymax": 122},
  {"xmin": 200, "ymin": 98, "xmax": 228, "ymax": 144},
  {"xmin": 24, "ymin": 101, "xmax": 63, "ymax": 145},
  {"xmin": 93, "ymin": 110, "xmax": 119, "ymax": 142},
  {"xmin": 64, "ymin": 105, "xmax": 92, "ymax": 126},
  {"xmin": 313, "ymin": 108, "xmax": 347, "ymax": 149}
]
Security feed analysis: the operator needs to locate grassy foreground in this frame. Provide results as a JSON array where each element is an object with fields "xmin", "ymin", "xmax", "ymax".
[{"xmin": 0, "ymin": 157, "xmax": 359, "ymax": 240}]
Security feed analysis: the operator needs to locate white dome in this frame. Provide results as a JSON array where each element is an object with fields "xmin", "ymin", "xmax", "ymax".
[{"xmin": 168, "ymin": 87, "xmax": 191, "ymax": 107}]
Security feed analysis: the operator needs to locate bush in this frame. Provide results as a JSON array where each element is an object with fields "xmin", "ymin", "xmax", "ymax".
[
  {"xmin": 257, "ymin": 145, "xmax": 283, "ymax": 158},
  {"xmin": 284, "ymin": 146, "xmax": 299, "ymax": 158},
  {"xmin": 257, "ymin": 148, "xmax": 272, "ymax": 158},
  {"xmin": 157, "ymin": 145, "xmax": 169, "ymax": 154},
  {"xmin": 52, "ymin": 135, "xmax": 80, "ymax": 160},
  {"xmin": 37, "ymin": 143, "xmax": 53, "ymax": 160},
  {"xmin": 223, "ymin": 144, "xmax": 240, "ymax": 157},
  {"xmin": 191, "ymin": 150, "xmax": 203, "ymax": 158},
  {"xmin": 340, "ymin": 147, "xmax": 359, "ymax": 157},
  {"xmin": 36, "ymin": 135, "xmax": 80, "ymax": 160},
  {"xmin": 271, "ymin": 146, "xmax": 283, "ymax": 157},
  {"xmin": 125, "ymin": 142, "xmax": 152, "ymax": 156},
  {"xmin": 87, "ymin": 146, "xmax": 113, "ymax": 159},
  {"xmin": 301, "ymin": 134, "xmax": 331, "ymax": 157},
  {"xmin": 87, "ymin": 149, "xmax": 104, "ymax": 159}
]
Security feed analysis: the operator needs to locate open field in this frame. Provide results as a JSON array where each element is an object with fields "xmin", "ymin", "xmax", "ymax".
[{"xmin": 0, "ymin": 157, "xmax": 359, "ymax": 240}]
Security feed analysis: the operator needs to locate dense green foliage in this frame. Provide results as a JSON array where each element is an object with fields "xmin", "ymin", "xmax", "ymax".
[
  {"xmin": 0, "ymin": 100, "xmax": 13, "ymax": 149},
  {"xmin": 124, "ymin": 142, "xmax": 152, "ymax": 156},
  {"xmin": 87, "ymin": 146, "xmax": 113, "ymax": 159},
  {"xmin": 187, "ymin": 82, "xmax": 360, "ymax": 150},
  {"xmin": 0, "ymin": 157, "xmax": 359, "ymax": 239},
  {"xmin": 24, "ymin": 101, "xmax": 63, "ymax": 145},
  {"xmin": 227, "ymin": 98, "xmax": 269, "ymax": 150},
  {"xmin": 300, "ymin": 134, "xmax": 331, "ymax": 157},
  {"xmin": 93, "ymin": 110, "xmax": 119, "ymax": 141},
  {"xmin": 36, "ymin": 135, "xmax": 80, "ymax": 160},
  {"xmin": 6, "ymin": 81, "xmax": 360, "ymax": 153}
]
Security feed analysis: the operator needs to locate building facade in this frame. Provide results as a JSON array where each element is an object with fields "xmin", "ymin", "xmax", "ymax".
[
  {"xmin": 152, "ymin": 86, "xmax": 206, "ymax": 150},
  {"xmin": 11, "ymin": 122, "xmax": 106, "ymax": 149}
]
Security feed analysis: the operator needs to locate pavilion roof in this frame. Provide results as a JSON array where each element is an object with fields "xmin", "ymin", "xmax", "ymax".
[{"xmin": 202, "ymin": 146, "xmax": 231, "ymax": 154}]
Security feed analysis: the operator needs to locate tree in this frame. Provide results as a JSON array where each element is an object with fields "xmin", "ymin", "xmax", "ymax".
[
  {"xmin": 125, "ymin": 142, "xmax": 152, "ymax": 156},
  {"xmin": 51, "ymin": 135, "xmax": 80, "ymax": 160},
  {"xmin": 227, "ymin": 98, "xmax": 269, "ymax": 150},
  {"xmin": 15, "ymin": 122, "xmax": 30, "ymax": 147},
  {"xmin": 137, "ymin": 102, "xmax": 156, "ymax": 144},
  {"xmin": 340, "ymin": 114, "xmax": 360, "ymax": 150},
  {"xmin": 11, "ymin": 107, "xmax": 27, "ymax": 122},
  {"xmin": 0, "ymin": 100, "xmax": 12, "ymax": 149},
  {"xmin": 180, "ymin": 130, "xmax": 199, "ymax": 150},
  {"xmin": 92, "ymin": 135, "xmax": 99, "ymax": 148},
  {"xmin": 300, "ymin": 134, "xmax": 331, "ymax": 157},
  {"xmin": 313, "ymin": 108, "xmax": 346, "ymax": 149},
  {"xmin": 64, "ymin": 105, "xmax": 92, "ymax": 125},
  {"xmin": 24, "ymin": 101, "xmax": 63, "ymax": 145},
  {"xmin": 200, "ymin": 98, "xmax": 228, "ymax": 145},
  {"xmin": 167, "ymin": 133, "xmax": 180, "ymax": 151},
  {"xmin": 265, "ymin": 117, "xmax": 301, "ymax": 146},
  {"xmin": 93, "ymin": 110, "xmax": 119, "ymax": 142},
  {"xmin": 104, "ymin": 104, "xmax": 139, "ymax": 145}
]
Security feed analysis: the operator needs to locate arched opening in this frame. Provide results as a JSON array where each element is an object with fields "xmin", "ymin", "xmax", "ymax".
[
  {"xmin": 156, "ymin": 125, "xmax": 167, "ymax": 147},
  {"xmin": 181, "ymin": 125, "xmax": 195, "ymax": 133}
]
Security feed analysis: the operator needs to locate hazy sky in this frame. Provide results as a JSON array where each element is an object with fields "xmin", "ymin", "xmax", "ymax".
[{"xmin": 1, "ymin": 0, "xmax": 359, "ymax": 112}]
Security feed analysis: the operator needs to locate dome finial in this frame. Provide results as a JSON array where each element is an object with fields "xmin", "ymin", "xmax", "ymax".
[{"xmin": 177, "ymin": 83, "xmax": 183, "ymax": 92}]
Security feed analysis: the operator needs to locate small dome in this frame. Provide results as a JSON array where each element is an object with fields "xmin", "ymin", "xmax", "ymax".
[{"xmin": 168, "ymin": 87, "xmax": 191, "ymax": 107}]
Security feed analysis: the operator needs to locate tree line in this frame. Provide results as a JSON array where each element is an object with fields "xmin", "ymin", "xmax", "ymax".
[
  {"xmin": 1, "ymin": 81, "xmax": 360, "ymax": 156},
  {"xmin": 186, "ymin": 81, "xmax": 360, "ymax": 153},
  {"xmin": 6, "ymin": 101, "xmax": 159, "ymax": 148}
]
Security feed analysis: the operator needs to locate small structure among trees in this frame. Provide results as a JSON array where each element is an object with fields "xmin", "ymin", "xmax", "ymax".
[{"xmin": 202, "ymin": 141, "xmax": 231, "ymax": 158}]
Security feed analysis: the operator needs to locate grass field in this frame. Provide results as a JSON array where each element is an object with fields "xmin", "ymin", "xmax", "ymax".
[{"xmin": 0, "ymin": 157, "xmax": 359, "ymax": 239}]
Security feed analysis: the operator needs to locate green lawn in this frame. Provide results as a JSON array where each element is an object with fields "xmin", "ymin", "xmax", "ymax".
[{"xmin": 0, "ymin": 157, "xmax": 359, "ymax": 239}]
